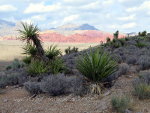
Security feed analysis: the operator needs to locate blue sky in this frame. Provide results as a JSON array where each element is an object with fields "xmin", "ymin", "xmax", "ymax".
[{"xmin": 0, "ymin": 0, "xmax": 149, "ymax": 33}]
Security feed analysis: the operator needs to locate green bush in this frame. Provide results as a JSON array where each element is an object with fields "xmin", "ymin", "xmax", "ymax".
[
  {"xmin": 27, "ymin": 60, "xmax": 49, "ymax": 75},
  {"xmin": 49, "ymin": 58, "xmax": 65, "ymax": 74},
  {"xmin": 45, "ymin": 45, "xmax": 62, "ymax": 60},
  {"xmin": 65, "ymin": 46, "xmax": 78, "ymax": 54},
  {"xmin": 111, "ymin": 96, "xmax": 131, "ymax": 113},
  {"xmin": 22, "ymin": 56, "xmax": 32, "ymax": 65},
  {"xmin": 135, "ymin": 41, "xmax": 147, "ymax": 48},
  {"xmin": 76, "ymin": 49, "xmax": 117, "ymax": 82}
]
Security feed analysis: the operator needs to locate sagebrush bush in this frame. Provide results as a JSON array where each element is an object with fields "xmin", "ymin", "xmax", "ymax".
[
  {"xmin": 118, "ymin": 63, "xmax": 130, "ymax": 75},
  {"xmin": 6, "ymin": 59, "xmax": 24, "ymax": 70},
  {"xmin": 133, "ymin": 83, "xmax": 150, "ymax": 99},
  {"xmin": 24, "ymin": 74, "xmax": 85, "ymax": 96},
  {"xmin": 137, "ymin": 55, "xmax": 150, "ymax": 70},
  {"xmin": 133, "ymin": 71, "xmax": 150, "ymax": 99},
  {"xmin": 24, "ymin": 82, "xmax": 42, "ymax": 95},
  {"xmin": 27, "ymin": 60, "xmax": 48, "ymax": 75},
  {"xmin": 126, "ymin": 56, "xmax": 137, "ymax": 65},
  {"xmin": 0, "ymin": 73, "xmax": 28, "ymax": 88},
  {"xmin": 45, "ymin": 45, "xmax": 62, "ymax": 60},
  {"xmin": 76, "ymin": 49, "xmax": 117, "ymax": 82},
  {"xmin": 111, "ymin": 96, "xmax": 131, "ymax": 113}
]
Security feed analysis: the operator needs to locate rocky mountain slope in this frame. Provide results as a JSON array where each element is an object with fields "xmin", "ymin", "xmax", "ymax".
[{"xmin": 0, "ymin": 21, "xmax": 125, "ymax": 43}]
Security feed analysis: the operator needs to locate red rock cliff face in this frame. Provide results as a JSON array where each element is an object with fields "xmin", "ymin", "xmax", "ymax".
[
  {"xmin": 40, "ymin": 30, "xmax": 125, "ymax": 43},
  {"xmin": 2, "ymin": 30, "xmax": 125, "ymax": 43}
]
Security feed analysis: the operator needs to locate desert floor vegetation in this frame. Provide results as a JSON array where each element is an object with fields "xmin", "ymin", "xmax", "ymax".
[{"xmin": 0, "ymin": 24, "xmax": 150, "ymax": 113}]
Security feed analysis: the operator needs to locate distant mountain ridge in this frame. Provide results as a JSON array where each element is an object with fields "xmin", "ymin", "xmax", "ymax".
[
  {"xmin": 51, "ymin": 23, "xmax": 98, "ymax": 31},
  {"xmin": 0, "ymin": 20, "xmax": 125, "ymax": 43},
  {"xmin": 0, "ymin": 19, "xmax": 15, "ymax": 28}
]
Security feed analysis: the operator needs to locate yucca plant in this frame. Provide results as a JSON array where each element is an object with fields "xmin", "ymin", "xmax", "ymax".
[
  {"xmin": 49, "ymin": 58, "xmax": 65, "ymax": 74},
  {"xmin": 18, "ymin": 22, "xmax": 48, "ymax": 62},
  {"xmin": 23, "ymin": 44, "xmax": 37, "ymax": 57},
  {"xmin": 27, "ymin": 60, "xmax": 48, "ymax": 75},
  {"xmin": 45, "ymin": 45, "xmax": 62, "ymax": 60},
  {"xmin": 76, "ymin": 49, "xmax": 117, "ymax": 82}
]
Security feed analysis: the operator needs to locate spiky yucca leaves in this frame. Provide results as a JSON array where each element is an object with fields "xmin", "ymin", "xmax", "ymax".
[
  {"xmin": 49, "ymin": 58, "xmax": 65, "ymax": 74},
  {"xmin": 23, "ymin": 44, "xmax": 37, "ymax": 57},
  {"xmin": 18, "ymin": 22, "xmax": 40, "ymax": 44},
  {"xmin": 18, "ymin": 22, "xmax": 48, "ymax": 62},
  {"xmin": 45, "ymin": 45, "xmax": 62, "ymax": 60},
  {"xmin": 27, "ymin": 60, "xmax": 49, "ymax": 75},
  {"xmin": 76, "ymin": 49, "xmax": 118, "ymax": 82}
]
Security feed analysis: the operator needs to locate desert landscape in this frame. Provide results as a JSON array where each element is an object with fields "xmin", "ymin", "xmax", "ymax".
[{"xmin": 0, "ymin": 0, "xmax": 150, "ymax": 113}]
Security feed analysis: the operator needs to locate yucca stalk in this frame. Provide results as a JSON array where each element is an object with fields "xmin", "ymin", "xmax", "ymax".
[
  {"xmin": 76, "ymin": 49, "xmax": 117, "ymax": 82},
  {"xmin": 18, "ymin": 22, "xmax": 48, "ymax": 62}
]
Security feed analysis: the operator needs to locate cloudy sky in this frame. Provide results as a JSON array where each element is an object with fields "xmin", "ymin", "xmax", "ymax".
[{"xmin": 0, "ymin": 0, "xmax": 149, "ymax": 32}]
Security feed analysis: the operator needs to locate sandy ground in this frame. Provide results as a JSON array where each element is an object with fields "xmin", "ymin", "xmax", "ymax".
[{"xmin": 0, "ymin": 74, "xmax": 150, "ymax": 113}]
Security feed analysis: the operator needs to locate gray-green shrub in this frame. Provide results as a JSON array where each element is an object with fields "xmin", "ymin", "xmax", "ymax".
[{"xmin": 111, "ymin": 96, "xmax": 131, "ymax": 113}]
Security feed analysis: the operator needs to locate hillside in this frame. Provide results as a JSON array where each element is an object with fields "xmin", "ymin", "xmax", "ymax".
[
  {"xmin": 0, "ymin": 22, "xmax": 125, "ymax": 43},
  {"xmin": 0, "ymin": 35, "xmax": 150, "ymax": 113}
]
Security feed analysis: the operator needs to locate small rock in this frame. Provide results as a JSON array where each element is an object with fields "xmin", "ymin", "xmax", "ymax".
[
  {"xmin": 125, "ymin": 109, "xmax": 132, "ymax": 113},
  {"xmin": 3, "ymin": 99, "xmax": 8, "ymax": 103}
]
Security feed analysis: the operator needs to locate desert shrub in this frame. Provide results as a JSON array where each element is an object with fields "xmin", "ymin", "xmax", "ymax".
[
  {"xmin": 114, "ymin": 30, "xmax": 119, "ymax": 39},
  {"xmin": 23, "ymin": 44, "xmax": 37, "ymax": 57},
  {"xmin": 126, "ymin": 56, "xmax": 137, "ymax": 65},
  {"xmin": 65, "ymin": 46, "xmax": 78, "ymax": 54},
  {"xmin": 133, "ymin": 71, "xmax": 150, "ymax": 99},
  {"xmin": 139, "ymin": 31, "xmax": 147, "ymax": 36},
  {"xmin": 24, "ymin": 82, "xmax": 42, "ymax": 95},
  {"xmin": 135, "ymin": 41, "xmax": 147, "ymax": 48},
  {"xmin": 49, "ymin": 58, "xmax": 65, "ymax": 74},
  {"xmin": 133, "ymin": 83, "xmax": 150, "ymax": 99},
  {"xmin": 27, "ymin": 60, "xmax": 49, "ymax": 75},
  {"xmin": 76, "ymin": 49, "xmax": 118, "ymax": 82},
  {"xmin": 6, "ymin": 59, "xmax": 24, "ymax": 70},
  {"xmin": 40, "ymin": 74, "xmax": 84, "ymax": 96},
  {"xmin": 118, "ymin": 63, "xmax": 130, "ymax": 75},
  {"xmin": 137, "ymin": 55, "xmax": 150, "ymax": 70},
  {"xmin": 139, "ymin": 71, "xmax": 150, "ymax": 84},
  {"xmin": 45, "ymin": 45, "xmax": 62, "ymax": 60},
  {"xmin": 118, "ymin": 38, "xmax": 126, "ymax": 46},
  {"xmin": 106, "ymin": 37, "xmax": 111, "ymax": 43},
  {"xmin": 111, "ymin": 96, "xmax": 131, "ymax": 113},
  {"xmin": 22, "ymin": 56, "xmax": 32, "ymax": 65},
  {"xmin": 0, "ymin": 73, "xmax": 28, "ymax": 88}
]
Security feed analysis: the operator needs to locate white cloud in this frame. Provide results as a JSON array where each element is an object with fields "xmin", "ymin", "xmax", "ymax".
[
  {"xmin": 117, "ymin": 14, "xmax": 136, "ymax": 21},
  {"xmin": 22, "ymin": 15, "xmax": 47, "ymax": 24},
  {"xmin": 63, "ymin": 14, "xmax": 79, "ymax": 23},
  {"xmin": 0, "ymin": 5, "xmax": 17, "ymax": 12},
  {"xmin": 109, "ymin": 22, "xmax": 137, "ymax": 29},
  {"xmin": 118, "ymin": 0, "xmax": 130, "ymax": 3},
  {"xmin": 126, "ymin": 1, "xmax": 150, "ymax": 12},
  {"xmin": 24, "ymin": 2, "xmax": 61, "ymax": 13}
]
